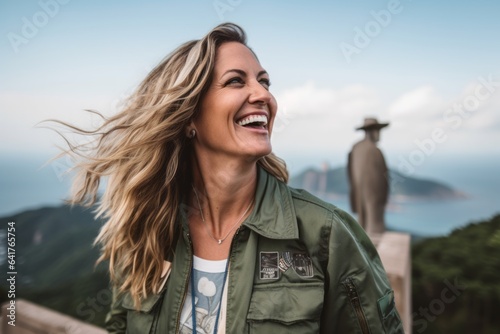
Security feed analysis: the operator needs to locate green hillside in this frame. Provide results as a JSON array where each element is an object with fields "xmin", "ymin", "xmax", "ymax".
[
  {"xmin": 412, "ymin": 214, "xmax": 500, "ymax": 333},
  {"xmin": 0, "ymin": 205, "xmax": 109, "ymax": 326},
  {"xmin": 0, "ymin": 205, "xmax": 105, "ymax": 287}
]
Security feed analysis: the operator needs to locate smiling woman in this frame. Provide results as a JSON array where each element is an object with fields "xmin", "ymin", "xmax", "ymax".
[{"xmin": 52, "ymin": 23, "xmax": 403, "ymax": 333}]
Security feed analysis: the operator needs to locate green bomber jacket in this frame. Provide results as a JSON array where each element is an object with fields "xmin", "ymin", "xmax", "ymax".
[{"xmin": 105, "ymin": 167, "xmax": 404, "ymax": 333}]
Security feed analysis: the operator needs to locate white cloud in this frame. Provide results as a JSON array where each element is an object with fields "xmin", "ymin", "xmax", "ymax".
[
  {"xmin": 272, "ymin": 82, "xmax": 382, "ymax": 160},
  {"xmin": 388, "ymin": 85, "xmax": 446, "ymax": 122},
  {"xmin": 277, "ymin": 82, "xmax": 336, "ymax": 117},
  {"xmin": 451, "ymin": 78, "xmax": 500, "ymax": 132},
  {"xmin": 272, "ymin": 79, "xmax": 500, "ymax": 164},
  {"xmin": 276, "ymin": 81, "xmax": 379, "ymax": 119},
  {"xmin": 0, "ymin": 91, "xmax": 115, "ymax": 154}
]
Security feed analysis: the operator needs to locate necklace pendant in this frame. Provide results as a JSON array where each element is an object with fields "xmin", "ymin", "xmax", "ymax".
[{"xmin": 218, "ymin": 239, "xmax": 222, "ymax": 245}]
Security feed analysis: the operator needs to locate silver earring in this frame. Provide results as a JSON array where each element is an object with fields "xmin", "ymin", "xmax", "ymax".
[{"xmin": 189, "ymin": 129, "xmax": 196, "ymax": 138}]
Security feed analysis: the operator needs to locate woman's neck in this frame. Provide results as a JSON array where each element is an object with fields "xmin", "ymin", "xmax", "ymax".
[{"xmin": 190, "ymin": 153, "xmax": 257, "ymax": 237}]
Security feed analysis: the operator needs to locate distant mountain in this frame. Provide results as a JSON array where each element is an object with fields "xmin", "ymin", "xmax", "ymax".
[
  {"xmin": 0, "ymin": 205, "xmax": 109, "ymax": 327},
  {"xmin": 289, "ymin": 166, "xmax": 466, "ymax": 201},
  {"xmin": 0, "ymin": 205, "xmax": 105, "ymax": 288}
]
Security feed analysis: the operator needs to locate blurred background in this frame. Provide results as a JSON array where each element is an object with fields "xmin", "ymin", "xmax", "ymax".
[{"xmin": 1, "ymin": 0, "xmax": 499, "ymax": 333}]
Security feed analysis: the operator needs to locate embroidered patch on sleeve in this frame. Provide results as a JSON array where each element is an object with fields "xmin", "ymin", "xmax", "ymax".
[{"xmin": 260, "ymin": 252, "xmax": 280, "ymax": 280}]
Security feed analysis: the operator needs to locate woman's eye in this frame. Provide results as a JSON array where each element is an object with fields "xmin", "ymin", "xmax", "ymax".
[
  {"xmin": 259, "ymin": 78, "xmax": 271, "ymax": 89},
  {"xmin": 226, "ymin": 77, "xmax": 244, "ymax": 85}
]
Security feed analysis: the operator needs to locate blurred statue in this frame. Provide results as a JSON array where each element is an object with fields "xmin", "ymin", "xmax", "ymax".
[{"xmin": 348, "ymin": 118, "xmax": 389, "ymax": 240}]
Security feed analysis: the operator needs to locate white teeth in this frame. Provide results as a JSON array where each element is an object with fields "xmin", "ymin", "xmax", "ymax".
[{"xmin": 237, "ymin": 114, "xmax": 268, "ymax": 126}]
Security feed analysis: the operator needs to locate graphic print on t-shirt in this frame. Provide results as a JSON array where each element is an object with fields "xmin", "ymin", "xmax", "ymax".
[{"xmin": 179, "ymin": 256, "xmax": 227, "ymax": 334}]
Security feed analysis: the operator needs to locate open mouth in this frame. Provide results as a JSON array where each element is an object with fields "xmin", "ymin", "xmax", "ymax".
[{"xmin": 236, "ymin": 114, "xmax": 268, "ymax": 130}]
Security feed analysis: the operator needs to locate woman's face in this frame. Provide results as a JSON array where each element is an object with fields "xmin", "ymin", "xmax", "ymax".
[{"xmin": 191, "ymin": 42, "xmax": 277, "ymax": 161}]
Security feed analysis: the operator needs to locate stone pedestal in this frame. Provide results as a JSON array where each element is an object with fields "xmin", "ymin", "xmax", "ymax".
[
  {"xmin": 376, "ymin": 231, "xmax": 412, "ymax": 334},
  {"xmin": 0, "ymin": 299, "xmax": 106, "ymax": 334}
]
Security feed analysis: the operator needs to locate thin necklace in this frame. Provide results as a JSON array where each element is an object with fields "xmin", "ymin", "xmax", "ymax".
[{"xmin": 191, "ymin": 184, "xmax": 253, "ymax": 245}]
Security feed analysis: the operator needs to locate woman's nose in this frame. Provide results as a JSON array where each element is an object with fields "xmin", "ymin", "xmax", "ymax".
[{"xmin": 248, "ymin": 81, "xmax": 272, "ymax": 105}]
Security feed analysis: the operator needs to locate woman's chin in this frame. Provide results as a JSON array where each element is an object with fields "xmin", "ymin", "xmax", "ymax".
[{"xmin": 242, "ymin": 145, "xmax": 272, "ymax": 161}]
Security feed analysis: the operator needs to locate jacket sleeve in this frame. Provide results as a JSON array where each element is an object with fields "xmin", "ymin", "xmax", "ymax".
[
  {"xmin": 104, "ymin": 285, "xmax": 127, "ymax": 334},
  {"xmin": 320, "ymin": 209, "xmax": 404, "ymax": 333}
]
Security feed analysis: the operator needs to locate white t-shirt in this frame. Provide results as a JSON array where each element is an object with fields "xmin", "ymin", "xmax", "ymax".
[{"xmin": 179, "ymin": 256, "xmax": 228, "ymax": 334}]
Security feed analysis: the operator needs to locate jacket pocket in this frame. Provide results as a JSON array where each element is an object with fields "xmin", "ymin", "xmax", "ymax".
[
  {"xmin": 121, "ymin": 292, "xmax": 164, "ymax": 334},
  {"xmin": 247, "ymin": 282, "xmax": 324, "ymax": 334},
  {"xmin": 377, "ymin": 290, "xmax": 404, "ymax": 334}
]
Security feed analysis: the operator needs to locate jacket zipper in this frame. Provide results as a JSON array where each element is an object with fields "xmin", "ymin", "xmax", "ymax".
[
  {"xmin": 174, "ymin": 231, "xmax": 194, "ymax": 333},
  {"xmin": 343, "ymin": 278, "xmax": 370, "ymax": 334}
]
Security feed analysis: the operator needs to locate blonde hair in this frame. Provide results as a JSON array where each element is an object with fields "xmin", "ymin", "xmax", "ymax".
[{"xmin": 51, "ymin": 22, "xmax": 288, "ymax": 309}]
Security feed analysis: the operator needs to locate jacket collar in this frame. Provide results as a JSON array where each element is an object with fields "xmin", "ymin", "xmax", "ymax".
[
  {"xmin": 180, "ymin": 166, "xmax": 299, "ymax": 240},
  {"xmin": 242, "ymin": 166, "xmax": 298, "ymax": 240}
]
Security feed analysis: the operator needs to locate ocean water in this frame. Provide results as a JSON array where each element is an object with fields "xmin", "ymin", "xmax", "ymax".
[
  {"xmin": 331, "ymin": 195, "xmax": 498, "ymax": 237},
  {"xmin": 1, "ymin": 154, "xmax": 499, "ymax": 237},
  {"xmin": 0, "ymin": 154, "xmax": 75, "ymax": 216}
]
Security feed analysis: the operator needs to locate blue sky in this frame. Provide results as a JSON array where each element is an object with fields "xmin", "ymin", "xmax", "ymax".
[{"xmin": 1, "ymin": 0, "xmax": 500, "ymax": 177}]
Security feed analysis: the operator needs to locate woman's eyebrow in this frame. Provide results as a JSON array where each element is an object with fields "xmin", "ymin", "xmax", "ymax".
[
  {"xmin": 222, "ymin": 69, "xmax": 246, "ymax": 77},
  {"xmin": 221, "ymin": 69, "xmax": 268, "ymax": 77},
  {"xmin": 257, "ymin": 70, "xmax": 268, "ymax": 77}
]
